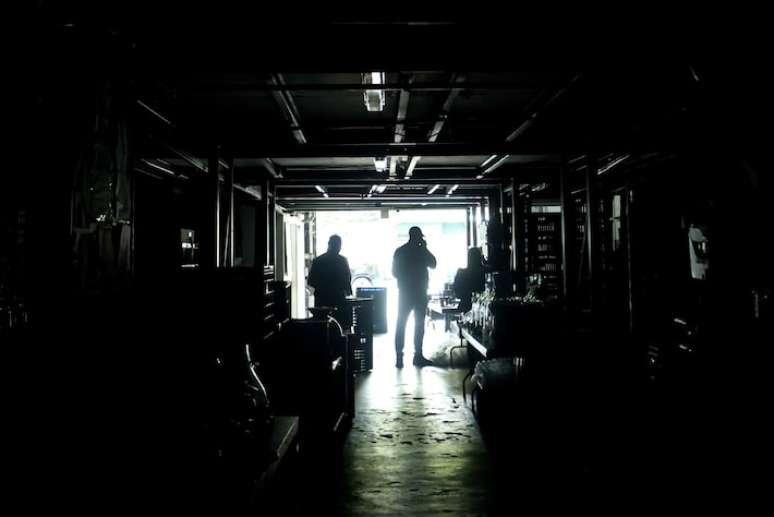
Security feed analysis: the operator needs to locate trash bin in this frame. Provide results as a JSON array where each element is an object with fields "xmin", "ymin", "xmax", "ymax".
[{"xmin": 355, "ymin": 287, "xmax": 388, "ymax": 334}]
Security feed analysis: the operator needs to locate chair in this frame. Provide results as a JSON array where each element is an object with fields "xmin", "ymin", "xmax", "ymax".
[{"xmin": 447, "ymin": 308, "xmax": 467, "ymax": 368}]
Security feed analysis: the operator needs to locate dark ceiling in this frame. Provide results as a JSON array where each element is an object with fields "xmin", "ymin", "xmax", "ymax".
[{"xmin": 36, "ymin": 2, "xmax": 771, "ymax": 211}]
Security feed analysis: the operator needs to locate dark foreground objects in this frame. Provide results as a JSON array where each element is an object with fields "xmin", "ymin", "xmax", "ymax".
[{"xmin": 392, "ymin": 226, "xmax": 437, "ymax": 368}]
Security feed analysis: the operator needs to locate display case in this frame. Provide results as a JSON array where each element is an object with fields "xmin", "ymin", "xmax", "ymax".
[{"xmin": 529, "ymin": 206, "xmax": 563, "ymax": 300}]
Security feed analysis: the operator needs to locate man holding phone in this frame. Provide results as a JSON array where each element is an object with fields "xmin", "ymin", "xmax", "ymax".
[{"xmin": 392, "ymin": 226, "xmax": 437, "ymax": 368}]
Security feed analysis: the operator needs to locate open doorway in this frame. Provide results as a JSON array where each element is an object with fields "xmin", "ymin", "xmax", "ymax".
[{"xmin": 312, "ymin": 208, "xmax": 469, "ymax": 367}]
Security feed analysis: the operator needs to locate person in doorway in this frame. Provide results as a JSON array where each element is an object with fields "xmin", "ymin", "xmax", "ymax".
[
  {"xmin": 308, "ymin": 235, "xmax": 352, "ymax": 320},
  {"xmin": 392, "ymin": 226, "xmax": 437, "ymax": 368}
]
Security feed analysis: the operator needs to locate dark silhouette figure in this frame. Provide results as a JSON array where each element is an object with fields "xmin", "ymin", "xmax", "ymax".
[
  {"xmin": 308, "ymin": 235, "xmax": 352, "ymax": 321},
  {"xmin": 392, "ymin": 226, "xmax": 437, "ymax": 368},
  {"xmin": 453, "ymin": 247, "xmax": 486, "ymax": 312}
]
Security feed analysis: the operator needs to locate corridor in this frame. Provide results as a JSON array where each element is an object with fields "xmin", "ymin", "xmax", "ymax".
[
  {"xmin": 22, "ymin": 9, "xmax": 773, "ymax": 513},
  {"xmin": 336, "ymin": 327, "xmax": 498, "ymax": 515}
]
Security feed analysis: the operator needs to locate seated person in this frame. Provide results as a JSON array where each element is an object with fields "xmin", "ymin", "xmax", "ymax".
[
  {"xmin": 453, "ymin": 247, "xmax": 485, "ymax": 312},
  {"xmin": 308, "ymin": 235, "xmax": 352, "ymax": 326}
]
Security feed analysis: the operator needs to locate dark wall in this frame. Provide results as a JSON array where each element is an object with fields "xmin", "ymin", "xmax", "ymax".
[
  {"xmin": 614, "ymin": 151, "xmax": 774, "ymax": 495},
  {"xmin": 235, "ymin": 197, "xmax": 257, "ymax": 267}
]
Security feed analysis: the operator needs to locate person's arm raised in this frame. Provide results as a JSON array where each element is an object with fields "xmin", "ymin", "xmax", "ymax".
[{"xmin": 425, "ymin": 247, "xmax": 437, "ymax": 269}]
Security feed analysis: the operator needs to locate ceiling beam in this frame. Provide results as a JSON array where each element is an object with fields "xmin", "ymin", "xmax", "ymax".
[
  {"xmin": 277, "ymin": 168, "xmax": 526, "ymax": 183},
  {"xmin": 135, "ymin": 99, "xmax": 213, "ymax": 174},
  {"xmin": 391, "ymin": 75, "xmax": 412, "ymax": 178},
  {"xmin": 282, "ymin": 165, "xmax": 479, "ymax": 173},
  {"xmin": 260, "ymin": 157, "xmax": 283, "ymax": 179},
  {"xmin": 280, "ymin": 204, "xmax": 480, "ymax": 212},
  {"xmin": 293, "ymin": 117, "xmax": 537, "ymax": 132},
  {"xmin": 229, "ymin": 142, "xmax": 545, "ymax": 158},
  {"xmin": 240, "ymin": 165, "xmax": 553, "ymax": 185},
  {"xmin": 186, "ymin": 81, "xmax": 542, "ymax": 92},
  {"xmin": 405, "ymin": 156, "xmax": 422, "ymax": 178},
  {"xmin": 479, "ymin": 73, "xmax": 582, "ymax": 177},
  {"xmin": 406, "ymin": 73, "xmax": 466, "ymax": 178},
  {"xmin": 277, "ymin": 179, "xmax": 501, "ymax": 187},
  {"xmin": 223, "ymin": 138, "xmax": 672, "ymax": 160},
  {"xmin": 428, "ymin": 74, "xmax": 466, "ymax": 142},
  {"xmin": 280, "ymin": 195, "xmax": 484, "ymax": 202},
  {"xmin": 394, "ymin": 77, "xmax": 412, "ymax": 144},
  {"xmin": 268, "ymin": 73, "xmax": 308, "ymax": 144}
]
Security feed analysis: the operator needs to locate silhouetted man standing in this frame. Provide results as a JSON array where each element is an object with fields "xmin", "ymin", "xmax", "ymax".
[
  {"xmin": 308, "ymin": 235, "xmax": 352, "ymax": 322},
  {"xmin": 392, "ymin": 226, "xmax": 437, "ymax": 368}
]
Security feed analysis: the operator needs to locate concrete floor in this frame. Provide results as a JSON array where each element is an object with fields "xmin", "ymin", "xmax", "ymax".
[
  {"xmin": 331, "ymin": 322, "xmax": 501, "ymax": 516},
  {"xmin": 291, "ymin": 318, "xmax": 622, "ymax": 515}
]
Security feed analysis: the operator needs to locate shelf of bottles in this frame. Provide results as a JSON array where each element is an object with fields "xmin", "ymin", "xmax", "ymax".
[
  {"xmin": 530, "ymin": 207, "xmax": 563, "ymax": 299},
  {"xmin": 462, "ymin": 282, "xmax": 496, "ymax": 349},
  {"xmin": 503, "ymin": 189, "xmax": 514, "ymax": 265},
  {"xmin": 572, "ymin": 193, "xmax": 591, "ymax": 310},
  {"xmin": 521, "ymin": 192, "xmax": 532, "ymax": 277}
]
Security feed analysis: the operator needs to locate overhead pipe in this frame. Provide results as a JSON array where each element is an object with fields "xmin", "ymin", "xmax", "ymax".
[
  {"xmin": 389, "ymin": 73, "xmax": 413, "ymax": 178},
  {"xmin": 406, "ymin": 73, "xmax": 467, "ymax": 178},
  {"xmin": 268, "ymin": 73, "xmax": 307, "ymax": 144},
  {"xmin": 479, "ymin": 73, "xmax": 583, "ymax": 177}
]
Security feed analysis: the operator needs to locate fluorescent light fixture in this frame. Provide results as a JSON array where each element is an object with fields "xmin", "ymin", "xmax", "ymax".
[
  {"xmin": 373, "ymin": 156, "xmax": 388, "ymax": 172},
  {"xmin": 315, "ymin": 185, "xmax": 329, "ymax": 198},
  {"xmin": 446, "ymin": 184, "xmax": 459, "ymax": 197},
  {"xmin": 363, "ymin": 71, "xmax": 386, "ymax": 111},
  {"xmin": 136, "ymin": 100, "xmax": 173, "ymax": 126},
  {"xmin": 597, "ymin": 154, "xmax": 630, "ymax": 176},
  {"xmin": 480, "ymin": 154, "xmax": 499, "ymax": 168},
  {"xmin": 483, "ymin": 155, "xmax": 510, "ymax": 175},
  {"xmin": 141, "ymin": 159, "xmax": 176, "ymax": 176},
  {"xmin": 427, "ymin": 184, "xmax": 440, "ymax": 195}
]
